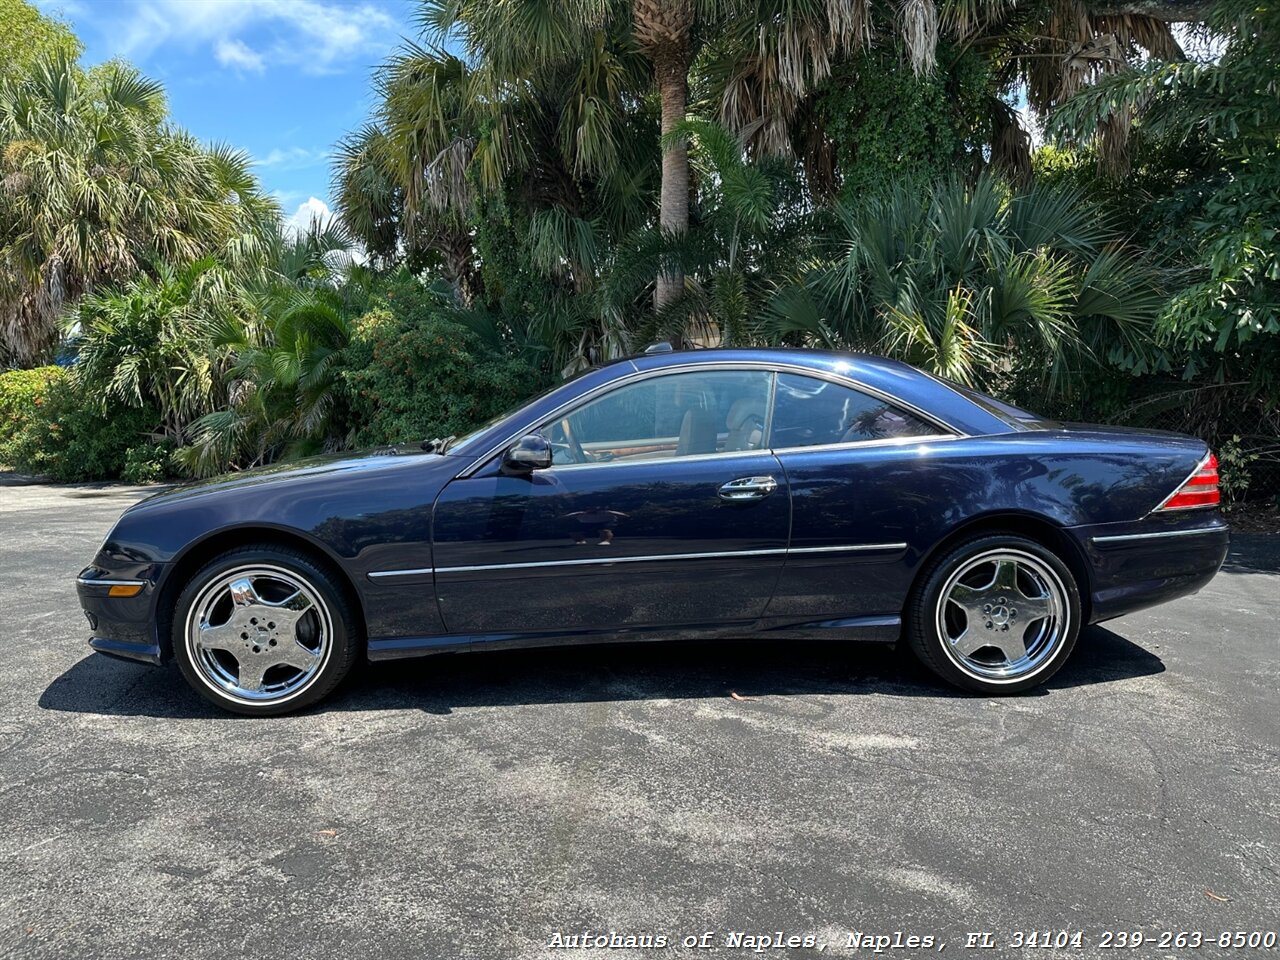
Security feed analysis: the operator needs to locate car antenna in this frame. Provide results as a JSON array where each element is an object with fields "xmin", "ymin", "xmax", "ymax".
[{"xmin": 643, "ymin": 341, "xmax": 674, "ymax": 354}]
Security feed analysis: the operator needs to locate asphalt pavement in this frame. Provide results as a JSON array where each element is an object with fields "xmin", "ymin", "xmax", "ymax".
[{"xmin": 1, "ymin": 476, "xmax": 1277, "ymax": 959}]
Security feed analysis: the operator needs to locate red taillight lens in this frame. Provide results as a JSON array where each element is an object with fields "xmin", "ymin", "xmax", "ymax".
[{"xmin": 1156, "ymin": 453, "xmax": 1220, "ymax": 511}]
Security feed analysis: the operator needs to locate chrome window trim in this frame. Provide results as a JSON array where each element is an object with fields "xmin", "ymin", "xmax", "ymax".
[
  {"xmin": 368, "ymin": 542, "xmax": 909, "ymax": 579},
  {"xmin": 456, "ymin": 361, "xmax": 963, "ymax": 479},
  {"xmin": 76, "ymin": 577, "xmax": 147, "ymax": 587},
  {"xmin": 1091, "ymin": 526, "xmax": 1226, "ymax": 544},
  {"xmin": 770, "ymin": 434, "xmax": 961, "ymax": 457}
]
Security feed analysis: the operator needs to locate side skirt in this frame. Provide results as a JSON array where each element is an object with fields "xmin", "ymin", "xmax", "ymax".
[{"xmin": 365, "ymin": 614, "xmax": 902, "ymax": 662}]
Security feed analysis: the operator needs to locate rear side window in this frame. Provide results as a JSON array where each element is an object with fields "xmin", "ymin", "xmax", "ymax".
[{"xmin": 769, "ymin": 373, "xmax": 944, "ymax": 448}]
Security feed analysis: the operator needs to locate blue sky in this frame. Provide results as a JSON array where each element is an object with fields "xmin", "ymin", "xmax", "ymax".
[{"xmin": 38, "ymin": 0, "xmax": 418, "ymax": 229}]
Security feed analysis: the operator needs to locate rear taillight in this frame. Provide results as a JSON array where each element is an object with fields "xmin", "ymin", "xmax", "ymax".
[{"xmin": 1155, "ymin": 453, "xmax": 1220, "ymax": 511}]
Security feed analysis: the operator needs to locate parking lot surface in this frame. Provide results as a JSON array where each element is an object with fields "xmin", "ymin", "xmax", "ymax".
[{"xmin": 1, "ymin": 478, "xmax": 1277, "ymax": 959}]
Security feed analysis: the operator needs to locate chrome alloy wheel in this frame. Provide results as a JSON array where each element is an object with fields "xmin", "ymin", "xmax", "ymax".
[
  {"xmin": 185, "ymin": 564, "xmax": 333, "ymax": 704},
  {"xmin": 935, "ymin": 549, "xmax": 1069, "ymax": 683}
]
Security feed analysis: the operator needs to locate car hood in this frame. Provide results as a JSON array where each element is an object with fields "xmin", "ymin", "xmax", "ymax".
[{"xmin": 126, "ymin": 445, "xmax": 451, "ymax": 513}]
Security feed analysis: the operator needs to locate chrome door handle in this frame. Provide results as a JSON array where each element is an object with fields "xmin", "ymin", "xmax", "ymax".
[{"xmin": 718, "ymin": 475, "xmax": 778, "ymax": 501}]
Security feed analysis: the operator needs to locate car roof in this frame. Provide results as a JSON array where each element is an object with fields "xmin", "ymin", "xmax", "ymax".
[{"xmin": 627, "ymin": 348, "xmax": 1014, "ymax": 435}]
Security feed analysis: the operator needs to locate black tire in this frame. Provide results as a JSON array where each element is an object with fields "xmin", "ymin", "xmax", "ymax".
[
  {"xmin": 172, "ymin": 544, "xmax": 361, "ymax": 716},
  {"xmin": 905, "ymin": 533, "xmax": 1081, "ymax": 694}
]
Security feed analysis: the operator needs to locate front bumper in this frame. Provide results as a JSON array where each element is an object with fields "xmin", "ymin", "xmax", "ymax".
[
  {"xmin": 1069, "ymin": 514, "xmax": 1230, "ymax": 623},
  {"xmin": 77, "ymin": 566, "xmax": 169, "ymax": 666}
]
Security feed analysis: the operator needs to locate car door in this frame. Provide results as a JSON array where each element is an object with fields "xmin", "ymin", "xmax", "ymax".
[
  {"xmin": 764, "ymin": 370, "xmax": 956, "ymax": 622},
  {"xmin": 431, "ymin": 368, "xmax": 790, "ymax": 640}
]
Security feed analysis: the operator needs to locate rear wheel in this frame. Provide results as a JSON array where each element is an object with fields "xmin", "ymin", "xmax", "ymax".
[
  {"xmin": 173, "ymin": 545, "xmax": 360, "ymax": 716},
  {"xmin": 906, "ymin": 534, "xmax": 1081, "ymax": 694}
]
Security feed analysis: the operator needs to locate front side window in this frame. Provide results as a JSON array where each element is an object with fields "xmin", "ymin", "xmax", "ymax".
[
  {"xmin": 769, "ymin": 372, "xmax": 943, "ymax": 449},
  {"xmin": 540, "ymin": 370, "xmax": 772, "ymax": 465}
]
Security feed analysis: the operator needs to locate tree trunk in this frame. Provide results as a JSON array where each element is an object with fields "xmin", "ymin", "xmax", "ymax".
[{"xmin": 654, "ymin": 49, "xmax": 689, "ymax": 315}]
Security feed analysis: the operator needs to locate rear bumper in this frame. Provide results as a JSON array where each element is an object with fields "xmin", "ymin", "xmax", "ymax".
[{"xmin": 1069, "ymin": 515, "xmax": 1230, "ymax": 623}]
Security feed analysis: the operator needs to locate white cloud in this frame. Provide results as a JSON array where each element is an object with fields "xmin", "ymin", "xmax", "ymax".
[
  {"xmin": 259, "ymin": 146, "xmax": 329, "ymax": 170},
  {"xmin": 285, "ymin": 196, "xmax": 334, "ymax": 236},
  {"xmin": 285, "ymin": 197, "xmax": 368, "ymax": 268},
  {"xmin": 109, "ymin": 0, "xmax": 400, "ymax": 75},
  {"xmin": 214, "ymin": 37, "xmax": 265, "ymax": 73}
]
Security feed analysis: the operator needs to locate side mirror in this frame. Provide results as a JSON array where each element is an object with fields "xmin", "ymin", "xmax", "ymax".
[{"xmin": 501, "ymin": 434, "xmax": 553, "ymax": 474}]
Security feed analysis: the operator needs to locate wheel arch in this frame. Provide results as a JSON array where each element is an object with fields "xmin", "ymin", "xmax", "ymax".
[
  {"xmin": 910, "ymin": 511, "xmax": 1093, "ymax": 623},
  {"xmin": 155, "ymin": 524, "xmax": 367, "ymax": 659}
]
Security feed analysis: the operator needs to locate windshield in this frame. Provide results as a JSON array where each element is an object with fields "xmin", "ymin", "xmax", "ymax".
[{"xmin": 444, "ymin": 371, "xmax": 593, "ymax": 453}]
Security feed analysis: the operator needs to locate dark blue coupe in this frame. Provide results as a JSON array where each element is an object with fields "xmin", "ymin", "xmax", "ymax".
[{"xmin": 77, "ymin": 347, "xmax": 1229, "ymax": 714}]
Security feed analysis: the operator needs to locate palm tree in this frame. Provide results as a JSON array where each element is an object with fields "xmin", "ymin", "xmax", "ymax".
[
  {"xmin": 0, "ymin": 54, "xmax": 276, "ymax": 367},
  {"xmin": 64, "ymin": 257, "xmax": 229, "ymax": 446},
  {"xmin": 177, "ymin": 219, "xmax": 359, "ymax": 476},
  {"xmin": 759, "ymin": 174, "xmax": 1163, "ymax": 395}
]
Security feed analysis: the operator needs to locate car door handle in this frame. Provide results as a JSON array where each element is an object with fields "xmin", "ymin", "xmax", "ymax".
[{"xmin": 718, "ymin": 476, "xmax": 778, "ymax": 501}]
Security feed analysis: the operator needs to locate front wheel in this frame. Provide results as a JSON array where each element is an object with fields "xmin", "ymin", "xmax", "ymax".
[
  {"xmin": 905, "ymin": 534, "xmax": 1081, "ymax": 694},
  {"xmin": 172, "ymin": 545, "xmax": 360, "ymax": 716}
]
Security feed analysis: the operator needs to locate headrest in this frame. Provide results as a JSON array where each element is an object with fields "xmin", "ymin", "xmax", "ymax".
[{"xmin": 727, "ymin": 398, "xmax": 764, "ymax": 431}]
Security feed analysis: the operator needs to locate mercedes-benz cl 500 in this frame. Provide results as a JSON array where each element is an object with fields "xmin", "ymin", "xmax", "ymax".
[{"xmin": 77, "ymin": 348, "xmax": 1228, "ymax": 714}]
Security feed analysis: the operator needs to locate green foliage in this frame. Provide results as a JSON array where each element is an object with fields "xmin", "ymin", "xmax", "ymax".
[
  {"xmin": 1217, "ymin": 435, "xmax": 1258, "ymax": 506},
  {"xmin": 343, "ymin": 294, "xmax": 548, "ymax": 449},
  {"xmin": 0, "ymin": 52, "xmax": 278, "ymax": 366},
  {"xmin": 815, "ymin": 44, "xmax": 994, "ymax": 199},
  {"xmin": 0, "ymin": 365, "xmax": 61, "ymax": 466},
  {"xmin": 761, "ymin": 174, "xmax": 1163, "ymax": 395},
  {"xmin": 179, "ymin": 285, "xmax": 355, "ymax": 478},
  {"xmin": 0, "ymin": 0, "xmax": 80, "ymax": 86},
  {"xmin": 65, "ymin": 258, "xmax": 226, "ymax": 446},
  {"xmin": 1049, "ymin": 0, "xmax": 1280, "ymax": 401},
  {"xmin": 121, "ymin": 442, "xmax": 176, "ymax": 485},
  {"xmin": 0, "ymin": 366, "xmax": 157, "ymax": 481}
]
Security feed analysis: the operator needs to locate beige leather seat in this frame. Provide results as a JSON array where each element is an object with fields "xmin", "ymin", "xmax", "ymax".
[
  {"xmin": 724, "ymin": 399, "xmax": 765, "ymax": 451},
  {"xmin": 676, "ymin": 406, "xmax": 718, "ymax": 456}
]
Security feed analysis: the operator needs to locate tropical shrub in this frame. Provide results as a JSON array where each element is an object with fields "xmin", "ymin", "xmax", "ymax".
[
  {"xmin": 1050, "ymin": 0, "xmax": 1280, "ymax": 400},
  {"xmin": 0, "ymin": 367, "xmax": 157, "ymax": 481},
  {"xmin": 0, "ymin": 365, "xmax": 61, "ymax": 466},
  {"xmin": 121, "ymin": 441, "xmax": 177, "ymax": 485},
  {"xmin": 65, "ymin": 258, "xmax": 226, "ymax": 447},
  {"xmin": 343, "ymin": 303, "xmax": 546, "ymax": 449}
]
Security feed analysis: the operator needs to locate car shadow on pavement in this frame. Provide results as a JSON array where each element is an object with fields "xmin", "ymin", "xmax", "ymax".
[
  {"xmin": 1221, "ymin": 533, "xmax": 1280, "ymax": 574},
  {"xmin": 38, "ymin": 625, "xmax": 1162, "ymax": 719}
]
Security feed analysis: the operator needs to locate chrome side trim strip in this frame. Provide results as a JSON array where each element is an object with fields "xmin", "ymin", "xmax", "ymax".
[
  {"xmin": 368, "ymin": 542, "xmax": 910, "ymax": 579},
  {"xmin": 76, "ymin": 577, "xmax": 146, "ymax": 587},
  {"xmin": 1091, "ymin": 526, "xmax": 1226, "ymax": 544},
  {"xmin": 367, "ymin": 568, "xmax": 434, "ymax": 580},
  {"xmin": 439, "ymin": 549, "xmax": 785, "ymax": 574},
  {"xmin": 790, "ymin": 543, "xmax": 909, "ymax": 554}
]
